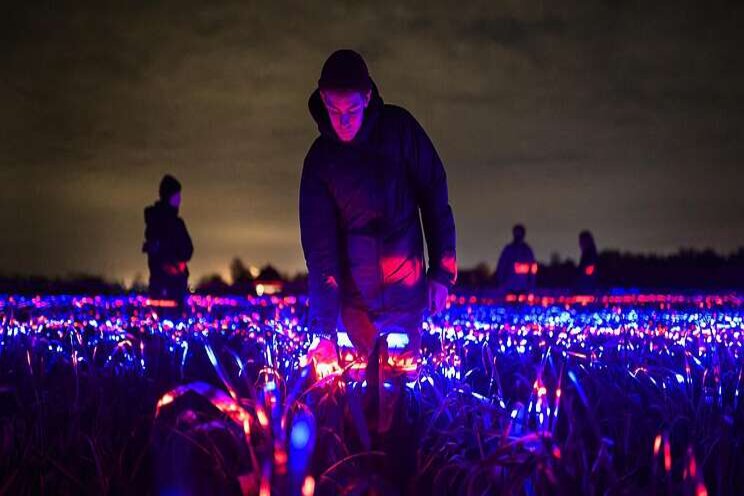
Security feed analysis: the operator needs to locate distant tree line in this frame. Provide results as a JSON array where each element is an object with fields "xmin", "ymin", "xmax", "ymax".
[
  {"xmin": 0, "ymin": 274, "xmax": 126, "ymax": 295},
  {"xmin": 193, "ymin": 258, "xmax": 307, "ymax": 295},
  {"xmin": 1, "ymin": 248, "xmax": 742, "ymax": 295},
  {"xmin": 456, "ymin": 248, "xmax": 744, "ymax": 291}
]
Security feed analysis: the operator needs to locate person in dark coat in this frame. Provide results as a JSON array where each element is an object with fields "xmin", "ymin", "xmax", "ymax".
[
  {"xmin": 577, "ymin": 230, "xmax": 598, "ymax": 291},
  {"xmin": 494, "ymin": 224, "xmax": 537, "ymax": 293},
  {"xmin": 300, "ymin": 50, "xmax": 457, "ymax": 364},
  {"xmin": 143, "ymin": 174, "xmax": 193, "ymax": 308}
]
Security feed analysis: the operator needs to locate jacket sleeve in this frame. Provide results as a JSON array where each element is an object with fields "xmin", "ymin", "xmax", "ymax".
[
  {"xmin": 526, "ymin": 246, "xmax": 535, "ymax": 263},
  {"xmin": 158, "ymin": 216, "xmax": 192, "ymax": 264},
  {"xmin": 405, "ymin": 112, "xmax": 457, "ymax": 288},
  {"xmin": 176, "ymin": 219, "xmax": 193, "ymax": 262},
  {"xmin": 299, "ymin": 155, "xmax": 341, "ymax": 335},
  {"xmin": 143, "ymin": 210, "xmax": 152, "ymax": 252},
  {"xmin": 495, "ymin": 247, "xmax": 509, "ymax": 285}
]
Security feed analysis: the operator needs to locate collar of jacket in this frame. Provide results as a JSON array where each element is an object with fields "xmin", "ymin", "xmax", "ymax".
[
  {"xmin": 308, "ymin": 80, "xmax": 383, "ymax": 145},
  {"xmin": 153, "ymin": 200, "xmax": 179, "ymax": 216}
]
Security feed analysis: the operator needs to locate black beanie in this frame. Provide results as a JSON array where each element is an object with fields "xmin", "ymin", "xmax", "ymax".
[
  {"xmin": 159, "ymin": 174, "xmax": 181, "ymax": 200},
  {"xmin": 318, "ymin": 49, "xmax": 371, "ymax": 92}
]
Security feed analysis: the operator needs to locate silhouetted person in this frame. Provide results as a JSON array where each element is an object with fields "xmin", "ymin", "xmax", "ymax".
[
  {"xmin": 494, "ymin": 224, "xmax": 537, "ymax": 293},
  {"xmin": 143, "ymin": 174, "xmax": 193, "ymax": 309},
  {"xmin": 577, "ymin": 230, "xmax": 598, "ymax": 291},
  {"xmin": 300, "ymin": 50, "xmax": 457, "ymax": 364}
]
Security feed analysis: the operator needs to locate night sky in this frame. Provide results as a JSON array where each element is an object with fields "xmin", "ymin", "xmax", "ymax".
[{"xmin": 2, "ymin": 1, "xmax": 742, "ymax": 285}]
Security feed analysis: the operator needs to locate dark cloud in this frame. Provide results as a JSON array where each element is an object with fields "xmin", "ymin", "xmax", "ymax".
[{"xmin": 1, "ymin": 1, "xmax": 742, "ymax": 283}]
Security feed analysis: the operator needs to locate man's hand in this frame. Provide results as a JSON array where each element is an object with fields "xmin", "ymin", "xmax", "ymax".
[
  {"xmin": 307, "ymin": 337, "xmax": 341, "ymax": 378},
  {"xmin": 163, "ymin": 262, "xmax": 187, "ymax": 276},
  {"xmin": 427, "ymin": 279, "xmax": 448, "ymax": 316}
]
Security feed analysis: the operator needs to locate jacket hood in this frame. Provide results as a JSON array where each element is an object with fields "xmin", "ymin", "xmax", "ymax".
[{"xmin": 308, "ymin": 80, "xmax": 383, "ymax": 144}]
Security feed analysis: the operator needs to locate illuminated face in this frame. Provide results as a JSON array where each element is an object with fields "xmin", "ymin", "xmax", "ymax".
[
  {"xmin": 169, "ymin": 191, "xmax": 181, "ymax": 209},
  {"xmin": 321, "ymin": 89, "xmax": 371, "ymax": 142}
]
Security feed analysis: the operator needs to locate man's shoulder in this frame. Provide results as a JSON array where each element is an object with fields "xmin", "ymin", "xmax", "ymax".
[
  {"xmin": 144, "ymin": 203, "xmax": 160, "ymax": 223},
  {"xmin": 519, "ymin": 243, "xmax": 535, "ymax": 258},
  {"xmin": 304, "ymin": 137, "xmax": 330, "ymax": 164},
  {"xmin": 302, "ymin": 138, "xmax": 338, "ymax": 181},
  {"xmin": 379, "ymin": 105, "xmax": 430, "ymax": 147},
  {"xmin": 381, "ymin": 104, "xmax": 417, "ymax": 127}
]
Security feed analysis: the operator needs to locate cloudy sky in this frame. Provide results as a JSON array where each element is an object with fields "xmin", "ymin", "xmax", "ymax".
[{"xmin": 1, "ymin": 1, "xmax": 742, "ymax": 284}]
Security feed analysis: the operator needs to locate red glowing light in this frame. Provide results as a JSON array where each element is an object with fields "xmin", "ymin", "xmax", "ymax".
[
  {"xmin": 514, "ymin": 263, "xmax": 531, "ymax": 275},
  {"xmin": 325, "ymin": 275, "xmax": 338, "ymax": 289},
  {"xmin": 689, "ymin": 453, "xmax": 696, "ymax": 477},
  {"xmin": 441, "ymin": 254, "xmax": 458, "ymax": 280},
  {"xmin": 585, "ymin": 265, "xmax": 595, "ymax": 276},
  {"xmin": 259, "ymin": 476, "xmax": 271, "ymax": 496},
  {"xmin": 574, "ymin": 295, "xmax": 595, "ymax": 305},
  {"xmin": 302, "ymin": 476, "xmax": 315, "ymax": 496},
  {"xmin": 388, "ymin": 355, "xmax": 419, "ymax": 372},
  {"xmin": 380, "ymin": 256, "xmax": 423, "ymax": 287},
  {"xmin": 274, "ymin": 448, "xmax": 288, "ymax": 467},
  {"xmin": 162, "ymin": 262, "xmax": 187, "ymax": 276},
  {"xmin": 156, "ymin": 392, "xmax": 175, "ymax": 414},
  {"xmin": 653, "ymin": 434, "xmax": 662, "ymax": 456},
  {"xmin": 256, "ymin": 408, "xmax": 269, "ymax": 428},
  {"xmin": 664, "ymin": 436, "xmax": 671, "ymax": 473},
  {"xmin": 146, "ymin": 298, "xmax": 178, "ymax": 308}
]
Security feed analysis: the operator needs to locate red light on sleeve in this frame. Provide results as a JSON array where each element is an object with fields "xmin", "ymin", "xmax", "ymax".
[{"xmin": 514, "ymin": 263, "xmax": 530, "ymax": 275}]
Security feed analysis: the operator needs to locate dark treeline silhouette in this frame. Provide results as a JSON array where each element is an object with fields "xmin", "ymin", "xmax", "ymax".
[
  {"xmin": 594, "ymin": 248, "xmax": 744, "ymax": 290},
  {"xmin": 2, "ymin": 248, "xmax": 742, "ymax": 295},
  {"xmin": 457, "ymin": 247, "xmax": 744, "ymax": 291},
  {"xmin": 0, "ymin": 274, "xmax": 125, "ymax": 295},
  {"xmin": 194, "ymin": 259, "xmax": 308, "ymax": 295}
]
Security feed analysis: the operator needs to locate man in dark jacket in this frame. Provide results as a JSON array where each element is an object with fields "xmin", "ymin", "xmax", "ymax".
[
  {"xmin": 143, "ymin": 174, "xmax": 193, "ymax": 308},
  {"xmin": 494, "ymin": 224, "xmax": 537, "ymax": 294},
  {"xmin": 300, "ymin": 50, "xmax": 457, "ymax": 364}
]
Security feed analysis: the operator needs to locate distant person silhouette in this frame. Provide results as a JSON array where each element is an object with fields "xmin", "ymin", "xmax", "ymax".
[
  {"xmin": 142, "ymin": 174, "xmax": 193, "ymax": 309},
  {"xmin": 494, "ymin": 224, "xmax": 537, "ymax": 293},
  {"xmin": 577, "ymin": 230, "xmax": 598, "ymax": 291}
]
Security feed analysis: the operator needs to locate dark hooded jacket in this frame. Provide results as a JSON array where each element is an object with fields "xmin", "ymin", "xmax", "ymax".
[
  {"xmin": 300, "ymin": 82, "xmax": 457, "ymax": 334},
  {"xmin": 143, "ymin": 201, "xmax": 193, "ymax": 299}
]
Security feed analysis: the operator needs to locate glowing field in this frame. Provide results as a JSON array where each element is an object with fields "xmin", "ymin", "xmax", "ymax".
[{"xmin": 0, "ymin": 293, "xmax": 742, "ymax": 495}]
